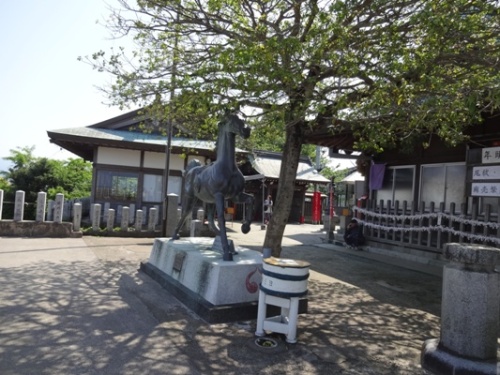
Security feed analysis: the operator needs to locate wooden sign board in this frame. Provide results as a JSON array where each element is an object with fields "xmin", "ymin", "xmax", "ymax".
[
  {"xmin": 472, "ymin": 165, "xmax": 500, "ymax": 180},
  {"xmin": 471, "ymin": 182, "xmax": 500, "ymax": 197},
  {"xmin": 481, "ymin": 147, "xmax": 500, "ymax": 164}
]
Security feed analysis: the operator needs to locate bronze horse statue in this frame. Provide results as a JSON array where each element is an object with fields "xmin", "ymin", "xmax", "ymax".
[{"xmin": 172, "ymin": 113, "xmax": 255, "ymax": 261}]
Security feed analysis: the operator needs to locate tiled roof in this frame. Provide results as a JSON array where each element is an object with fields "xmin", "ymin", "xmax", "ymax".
[
  {"xmin": 251, "ymin": 151, "xmax": 330, "ymax": 184},
  {"xmin": 48, "ymin": 126, "xmax": 217, "ymax": 150},
  {"xmin": 341, "ymin": 170, "xmax": 364, "ymax": 183}
]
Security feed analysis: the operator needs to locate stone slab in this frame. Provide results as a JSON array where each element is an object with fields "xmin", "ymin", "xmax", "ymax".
[
  {"xmin": 141, "ymin": 237, "xmax": 308, "ymax": 323},
  {"xmin": 145, "ymin": 237, "xmax": 263, "ymax": 305},
  {"xmin": 0, "ymin": 220, "xmax": 81, "ymax": 238}
]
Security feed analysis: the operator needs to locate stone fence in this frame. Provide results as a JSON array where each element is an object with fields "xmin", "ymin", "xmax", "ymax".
[{"xmin": 0, "ymin": 189, "xmax": 167, "ymax": 238}]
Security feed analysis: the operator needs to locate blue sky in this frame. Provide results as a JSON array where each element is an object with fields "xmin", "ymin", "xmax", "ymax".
[
  {"xmin": 0, "ymin": 1, "xmax": 357, "ymax": 173},
  {"xmin": 0, "ymin": 0, "xmax": 130, "ymax": 170}
]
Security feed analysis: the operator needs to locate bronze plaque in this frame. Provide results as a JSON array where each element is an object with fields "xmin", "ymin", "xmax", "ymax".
[{"xmin": 173, "ymin": 252, "xmax": 186, "ymax": 272}]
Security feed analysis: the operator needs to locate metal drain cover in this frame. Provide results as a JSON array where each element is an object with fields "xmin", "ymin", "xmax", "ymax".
[{"xmin": 254, "ymin": 337, "xmax": 278, "ymax": 348}]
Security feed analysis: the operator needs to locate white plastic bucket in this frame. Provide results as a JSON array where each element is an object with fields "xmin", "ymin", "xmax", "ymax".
[{"xmin": 260, "ymin": 257, "xmax": 310, "ymax": 298}]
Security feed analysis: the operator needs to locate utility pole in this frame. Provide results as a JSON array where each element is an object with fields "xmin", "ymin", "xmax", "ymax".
[
  {"xmin": 328, "ymin": 177, "xmax": 335, "ymax": 243},
  {"xmin": 161, "ymin": 14, "xmax": 179, "ymax": 237}
]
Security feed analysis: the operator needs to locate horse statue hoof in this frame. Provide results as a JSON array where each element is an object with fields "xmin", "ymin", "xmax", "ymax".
[
  {"xmin": 171, "ymin": 234, "xmax": 180, "ymax": 240},
  {"xmin": 241, "ymin": 223, "xmax": 251, "ymax": 234}
]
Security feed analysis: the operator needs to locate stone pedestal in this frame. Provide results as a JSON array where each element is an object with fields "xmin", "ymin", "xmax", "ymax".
[
  {"xmin": 141, "ymin": 237, "xmax": 263, "ymax": 323},
  {"xmin": 421, "ymin": 243, "xmax": 500, "ymax": 374}
]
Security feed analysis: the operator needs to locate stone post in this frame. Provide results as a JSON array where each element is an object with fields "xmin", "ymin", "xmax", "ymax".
[
  {"xmin": 165, "ymin": 194, "xmax": 179, "ymax": 237},
  {"xmin": 0, "ymin": 189, "xmax": 3, "ymax": 220},
  {"xmin": 148, "ymin": 207, "xmax": 158, "ymax": 232},
  {"xmin": 73, "ymin": 203, "xmax": 82, "ymax": 231},
  {"xmin": 197, "ymin": 208, "xmax": 205, "ymax": 222},
  {"xmin": 130, "ymin": 203, "xmax": 136, "ymax": 224},
  {"xmin": 421, "ymin": 243, "xmax": 500, "ymax": 374},
  {"xmin": 92, "ymin": 203, "xmax": 101, "ymax": 231},
  {"xmin": 47, "ymin": 200, "xmax": 54, "ymax": 221},
  {"xmin": 190, "ymin": 219, "xmax": 202, "ymax": 237},
  {"xmin": 89, "ymin": 202, "xmax": 95, "ymax": 224},
  {"xmin": 103, "ymin": 202, "xmax": 110, "ymax": 224},
  {"xmin": 36, "ymin": 192, "xmax": 47, "ymax": 222},
  {"xmin": 62, "ymin": 201, "xmax": 71, "ymax": 221},
  {"xmin": 121, "ymin": 207, "xmax": 130, "ymax": 231},
  {"xmin": 135, "ymin": 209, "xmax": 143, "ymax": 231},
  {"xmin": 106, "ymin": 209, "xmax": 115, "ymax": 232},
  {"xmin": 154, "ymin": 205, "xmax": 160, "ymax": 225},
  {"xmin": 117, "ymin": 205, "xmax": 123, "ymax": 224},
  {"xmin": 53, "ymin": 193, "xmax": 64, "ymax": 223},
  {"xmin": 13, "ymin": 190, "xmax": 25, "ymax": 222}
]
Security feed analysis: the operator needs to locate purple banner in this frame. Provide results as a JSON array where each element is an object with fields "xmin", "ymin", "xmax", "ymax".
[{"xmin": 369, "ymin": 162, "xmax": 386, "ymax": 190}]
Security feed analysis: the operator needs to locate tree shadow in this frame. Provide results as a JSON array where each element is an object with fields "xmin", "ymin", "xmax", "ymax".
[
  {"xmin": 0, "ymin": 234, "xmax": 453, "ymax": 374},
  {"xmin": 281, "ymin": 243, "xmax": 443, "ymax": 317}
]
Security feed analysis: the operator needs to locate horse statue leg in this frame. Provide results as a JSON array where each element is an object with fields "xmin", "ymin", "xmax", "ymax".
[
  {"xmin": 234, "ymin": 192, "xmax": 254, "ymax": 234},
  {"xmin": 213, "ymin": 192, "xmax": 233, "ymax": 261},
  {"xmin": 171, "ymin": 195, "xmax": 197, "ymax": 240},
  {"xmin": 206, "ymin": 204, "xmax": 221, "ymax": 235}
]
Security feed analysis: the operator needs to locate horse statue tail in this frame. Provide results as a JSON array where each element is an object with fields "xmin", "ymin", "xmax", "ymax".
[{"xmin": 185, "ymin": 159, "xmax": 202, "ymax": 174}]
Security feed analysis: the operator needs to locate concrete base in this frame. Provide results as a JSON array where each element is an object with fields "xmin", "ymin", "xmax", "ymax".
[
  {"xmin": 141, "ymin": 237, "xmax": 308, "ymax": 323},
  {"xmin": 421, "ymin": 339, "xmax": 500, "ymax": 375},
  {"xmin": 0, "ymin": 220, "xmax": 81, "ymax": 238}
]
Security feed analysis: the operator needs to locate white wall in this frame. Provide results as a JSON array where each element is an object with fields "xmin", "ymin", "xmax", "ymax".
[
  {"xmin": 144, "ymin": 151, "xmax": 185, "ymax": 170},
  {"xmin": 96, "ymin": 147, "xmax": 141, "ymax": 167},
  {"xmin": 96, "ymin": 146, "xmax": 209, "ymax": 172}
]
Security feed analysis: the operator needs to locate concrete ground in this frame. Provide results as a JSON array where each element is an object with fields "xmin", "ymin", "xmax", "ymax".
[{"xmin": 0, "ymin": 223, "xmax": 445, "ymax": 374}]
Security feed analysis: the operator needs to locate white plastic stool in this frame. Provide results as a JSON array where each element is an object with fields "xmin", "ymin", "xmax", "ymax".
[{"xmin": 255, "ymin": 289, "xmax": 301, "ymax": 343}]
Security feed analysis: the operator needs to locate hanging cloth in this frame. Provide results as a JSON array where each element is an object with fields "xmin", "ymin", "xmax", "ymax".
[{"xmin": 369, "ymin": 162, "xmax": 386, "ymax": 190}]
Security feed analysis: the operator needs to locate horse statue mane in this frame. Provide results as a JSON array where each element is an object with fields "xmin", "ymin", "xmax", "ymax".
[{"xmin": 171, "ymin": 113, "xmax": 255, "ymax": 261}]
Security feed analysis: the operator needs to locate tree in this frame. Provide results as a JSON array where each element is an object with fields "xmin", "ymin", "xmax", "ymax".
[
  {"xmin": 83, "ymin": 0, "xmax": 500, "ymax": 256},
  {"xmin": 2, "ymin": 147, "xmax": 56, "ymax": 202},
  {"xmin": 1, "ymin": 147, "xmax": 92, "ymax": 219},
  {"xmin": 46, "ymin": 158, "xmax": 93, "ymax": 200},
  {"xmin": 0, "ymin": 177, "xmax": 9, "ymax": 192}
]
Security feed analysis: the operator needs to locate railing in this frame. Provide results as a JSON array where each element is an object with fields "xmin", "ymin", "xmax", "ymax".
[{"xmin": 354, "ymin": 199, "xmax": 500, "ymax": 254}]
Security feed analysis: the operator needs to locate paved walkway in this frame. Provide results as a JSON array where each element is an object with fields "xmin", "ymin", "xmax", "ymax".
[{"xmin": 0, "ymin": 224, "xmax": 444, "ymax": 374}]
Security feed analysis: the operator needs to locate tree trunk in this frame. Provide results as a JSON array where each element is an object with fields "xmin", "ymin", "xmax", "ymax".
[{"xmin": 263, "ymin": 120, "xmax": 304, "ymax": 257}]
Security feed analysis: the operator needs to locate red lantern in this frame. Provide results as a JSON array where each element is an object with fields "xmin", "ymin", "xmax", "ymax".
[{"xmin": 312, "ymin": 191, "xmax": 321, "ymax": 223}]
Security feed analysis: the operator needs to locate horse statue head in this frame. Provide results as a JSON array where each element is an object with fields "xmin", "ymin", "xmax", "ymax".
[{"xmin": 220, "ymin": 113, "xmax": 251, "ymax": 139}]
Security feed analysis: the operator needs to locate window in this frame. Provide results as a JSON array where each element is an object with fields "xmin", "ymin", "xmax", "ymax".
[
  {"xmin": 95, "ymin": 170, "xmax": 138, "ymax": 201},
  {"xmin": 420, "ymin": 163, "xmax": 466, "ymax": 211},
  {"xmin": 143, "ymin": 174, "xmax": 163, "ymax": 202},
  {"xmin": 142, "ymin": 174, "xmax": 183, "ymax": 203},
  {"xmin": 376, "ymin": 166, "xmax": 415, "ymax": 204},
  {"xmin": 167, "ymin": 176, "xmax": 182, "ymax": 197}
]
